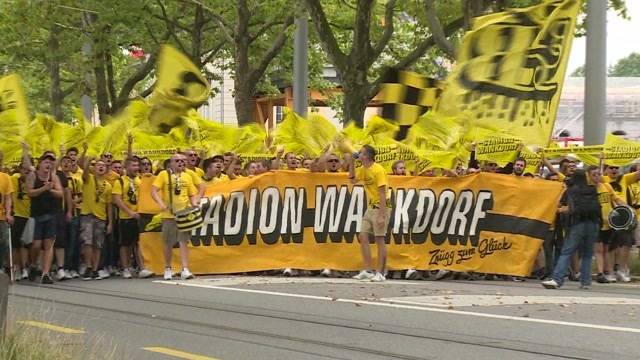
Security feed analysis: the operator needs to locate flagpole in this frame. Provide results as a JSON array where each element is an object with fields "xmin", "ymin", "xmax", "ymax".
[
  {"xmin": 293, "ymin": 11, "xmax": 309, "ymax": 118},
  {"xmin": 584, "ymin": 0, "xmax": 607, "ymax": 145}
]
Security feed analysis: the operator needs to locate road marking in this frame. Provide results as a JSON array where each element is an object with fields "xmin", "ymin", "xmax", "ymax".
[
  {"xmin": 142, "ymin": 347, "xmax": 218, "ymax": 360},
  {"xmin": 186, "ymin": 276, "xmax": 426, "ymax": 287},
  {"xmin": 380, "ymin": 295, "xmax": 640, "ymax": 307},
  {"xmin": 18, "ymin": 320, "xmax": 85, "ymax": 334},
  {"xmin": 155, "ymin": 280, "xmax": 640, "ymax": 334}
]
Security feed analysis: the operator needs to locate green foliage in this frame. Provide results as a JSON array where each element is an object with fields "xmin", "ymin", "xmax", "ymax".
[
  {"xmin": 571, "ymin": 65, "xmax": 586, "ymax": 77},
  {"xmin": 609, "ymin": 53, "xmax": 640, "ymax": 77}
]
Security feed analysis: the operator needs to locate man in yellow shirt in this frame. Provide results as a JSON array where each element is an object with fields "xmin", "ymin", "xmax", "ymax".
[
  {"xmin": 112, "ymin": 157, "xmax": 144, "ymax": 279},
  {"xmin": 80, "ymin": 158, "xmax": 113, "ymax": 280},
  {"xmin": 10, "ymin": 162, "xmax": 31, "ymax": 280},
  {"xmin": 348, "ymin": 145, "xmax": 391, "ymax": 282},
  {"xmin": 0, "ymin": 151, "xmax": 14, "ymax": 277},
  {"xmin": 62, "ymin": 155, "xmax": 83, "ymax": 279},
  {"xmin": 152, "ymin": 153, "xmax": 199, "ymax": 281},
  {"xmin": 202, "ymin": 156, "xmax": 229, "ymax": 192},
  {"xmin": 588, "ymin": 166, "xmax": 625, "ymax": 283},
  {"xmin": 185, "ymin": 149, "xmax": 205, "ymax": 178}
]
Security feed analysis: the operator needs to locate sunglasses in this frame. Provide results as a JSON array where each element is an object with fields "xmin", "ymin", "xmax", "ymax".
[
  {"xmin": 102, "ymin": 154, "xmax": 113, "ymax": 158},
  {"xmin": 328, "ymin": 159, "xmax": 339, "ymax": 163},
  {"xmin": 141, "ymin": 162, "xmax": 151, "ymax": 166},
  {"xmin": 609, "ymin": 167, "xmax": 620, "ymax": 170}
]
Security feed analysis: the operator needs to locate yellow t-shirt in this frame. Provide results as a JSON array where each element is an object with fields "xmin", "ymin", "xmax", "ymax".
[
  {"xmin": 138, "ymin": 174, "xmax": 161, "ymax": 215},
  {"xmin": 192, "ymin": 167, "xmax": 204, "ymax": 178},
  {"xmin": 596, "ymin": 182, "xmax": 621, "ymax": 230},
  {"xmin": 0, "ymin": 172, "xmax": 14, "ymax": 221},
  {"xmin": 68, "ymin": 171, "xmax": 83, "ymax": 212},
  {"xmin": 152, "ymin": 170, "xmax": 198, "ymax": 219},
  {"xmin": 10, "ymin": 174, "xmax": 29, "ymax": 218},
  {"xmin": 105, "ymin": 170, "xmax": 120, "ymax": 186},
  {"xmin": 356, "ymin": 163, "xmax": 390, "ymax": 208},
  {"xmin": 82, "ymin": 174, "xmax": 112, "ymax": 221},
  {"xmin": 628, "ymin": 182, "xmax": 640, "ymax": 216},
  {"xmin": 112, "ymin": 175, "xmax": 141, "ymax": 219},
  {"xmin": 602, "ymin": 173, "xmax": 638, "ymax": 201},
  {"xmin": 185, "ymin": 168, "xmax": 203, "ymax": 187},
  {"xmin": 557, "ymin": 173, "xmax": 566, "ymax": 182},
  {"xmin": 202, "ymin": 174, "xmax": 229, "ymax": 193}
]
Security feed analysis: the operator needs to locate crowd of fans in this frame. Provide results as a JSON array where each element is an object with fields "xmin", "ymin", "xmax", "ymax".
[{"xmin": 0, "ymin": 134, "xmax": 638, "ymax": 287}]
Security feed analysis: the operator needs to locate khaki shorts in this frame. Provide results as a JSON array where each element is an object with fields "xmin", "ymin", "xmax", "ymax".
[
  {"xmin": 80, "ymin": 215, "xmax": 106, "ymax": 249},
  {"xmin": 361, "ymin": 207, "xmax": 391, "ymax": 237},
  {"xmin": 162, "ymin": 219, "xmax": 191, "ymax": 246}
]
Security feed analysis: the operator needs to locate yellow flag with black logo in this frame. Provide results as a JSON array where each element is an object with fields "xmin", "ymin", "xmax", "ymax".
[
  {"xmin": 435, "ymin": 0, "xmax": 581, "ymax": 147},
  {"xmin": 149, "ymin": 45, "xmax": 210, "ymax": 133},
  {"xmin": 0, "ymin": 74, "xmax": 30, "ymax": 163}
]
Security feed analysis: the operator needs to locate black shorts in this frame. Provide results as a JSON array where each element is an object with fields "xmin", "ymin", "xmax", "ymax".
[
  {"xmin": 10, "ymin": 216, "xmax": 29, "ymax": 249},
  {"xmin": 33, "ymin": 214, "xmax": 56, "ymax": 241},
  {"xmin": 611, "ymin": 229, "xmax": 635, "ymax": 248},
  {"xmin": 598, "ymin": 229, "xmax": 613, "ymax": 244},
  {"xmin": 119, "ymin": 218, "xmax": 140, "ymax": 247},
  {"xmin": 54, "ymin": 213, "xmax": 69, "ymax": 249}
]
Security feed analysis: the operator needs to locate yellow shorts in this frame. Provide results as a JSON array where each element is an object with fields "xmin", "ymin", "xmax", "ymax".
[{"xmin": 361, "ymin": 207, "xmax": 391, "ymax": 237}]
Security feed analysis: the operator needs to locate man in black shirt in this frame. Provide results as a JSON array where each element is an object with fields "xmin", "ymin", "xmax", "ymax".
[{"xmin": 24, "ymin": 146, "xmax": 64, "ymax": 284}]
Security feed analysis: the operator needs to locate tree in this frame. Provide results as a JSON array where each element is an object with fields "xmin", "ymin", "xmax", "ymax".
[
  {"xmin": 571, "ymin": 65, "xmax": 585, "ymax": 77},
  {"xmin": 609, "ymin": 53, "xmax": 640, "ymax": 77},
  {"xmin": 304, "ymin": 0, "xmax": 477, "ymax": 127},
  {"xmin": 194, "ymin": 0, "xmax": 295, "ymax": 125}
]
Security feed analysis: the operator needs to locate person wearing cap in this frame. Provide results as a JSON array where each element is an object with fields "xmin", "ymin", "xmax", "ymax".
[{"xmin": 24, "ymin": 145, "xmax": 64, "ymax": 284}]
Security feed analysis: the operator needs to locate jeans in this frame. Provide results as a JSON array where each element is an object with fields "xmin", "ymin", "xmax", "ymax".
[
  {"xmin": 0, "ymin": 221, "xmax": 9, "ymax": 269},
  {"xmin": 64, "ymin": 216, "xmax": 81, "ymax": 271},
  {"xmin": 552, "ymin": 220, "xmax": 599, "ymax": 286},
  {"xmin": 543, "ymin": 227, "xmax": 563, "ymax": 277}
]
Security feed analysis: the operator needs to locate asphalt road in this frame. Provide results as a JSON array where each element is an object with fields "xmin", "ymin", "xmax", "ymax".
[{"xmin": 6, "ymin": 274, "xmax": 640, "ymax": 360}]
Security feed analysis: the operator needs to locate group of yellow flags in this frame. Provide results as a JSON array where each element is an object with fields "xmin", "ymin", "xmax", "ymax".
[{"xmin": 2, "ymin": 0, "xmax": 637, "ymax": 174}]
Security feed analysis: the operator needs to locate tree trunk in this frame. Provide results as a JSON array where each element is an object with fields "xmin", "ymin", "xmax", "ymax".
[
  {"xmin": 47, "ymin": 27, "xmax": 64, "ymax": 121},
  {"xmin": 234, "ymin": 84, "xmax": 255, "ymax": 126},
  {"xmin": 342, "ymin": 90, "xmax": 368, "ymax": 127},
  {"xmin": 105, "ymin": 50, "xmax": 118, "ymax": 112},
  {"xmin": 94, "ymin": 52, "xmax": 110, "ymax": 122}
]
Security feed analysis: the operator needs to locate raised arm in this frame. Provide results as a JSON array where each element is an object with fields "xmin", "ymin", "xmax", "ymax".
[{"xmin": 347, "ymin": 153, "xmax": 358, "ymax": 184}]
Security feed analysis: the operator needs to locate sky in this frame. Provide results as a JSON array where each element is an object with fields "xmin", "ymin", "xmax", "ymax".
[{"xmin": 567, "ymin": 1, "xmax": 640, "ymax": 74}]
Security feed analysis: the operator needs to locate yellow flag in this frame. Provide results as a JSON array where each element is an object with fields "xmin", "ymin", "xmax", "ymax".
[
  {"xmin": 149, "ymin": 45, "xmax": 210, "ymax": 133},
  {"xmin": 603, "ymin": 133, "xmax": 640, "ymax": 167},
  {"xmin": 475, "ymin": 135, "xmax": 522, "ymax": 166},
  {"xmin": 0, "ymin": 74, "xmax": 30, "ymax": 163},
  {"xmin": 435, "ymin": 0, "xmax": 581, "ymax": 147}
]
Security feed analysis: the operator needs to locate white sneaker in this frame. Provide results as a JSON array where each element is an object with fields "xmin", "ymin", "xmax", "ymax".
[
  {"xmin": 283, "ymin": 268, "xmax": 293, "ymax": 277},
  {"xmin": 122, "ymin": 268, "xmax": 133, "ymax": 279},
  {"xmin": 21, "ymin": 268, "xmax": 29, "ymax": 280},
  {"xmin": 320, "ymin": 269, "xmax": 331, "ymax": 277},
  {"xmin": 138, "ymin": 269, "xmax": 154, "ymax": 278},
  {"xmin": 63, "ymin": 270, "xmax": 73, "ymax": 280},
  {"xmin": 605, "ymin": 273, "xmax": 617, "ymax": 283},
  {"xmin": 541, "ymin": 278, "xmax": 559, "ymax": 289},
  {"xmin": 435, "ymin": 270, "xmax": 451, "ymax": 280},
  {"xmin": 617, "ymin": 270, "xmax": 631, "ymax": 283},
  {"xmin": 164, "ymin": 268, "xmax": 172, "ymax": 280},
  {"xmin": 78, "ymin": 264, "xmax": 87, "ymax": 277},
  {"xmin": 352, "ymin": 270, "xmax": 374, "ymax": 280},
  {"xmin": 70, "ymin": 270, "xmax": 79, "ymax": 279},
  {"xmin": 370, "ymin": 272, "xmax": 386, "ymax": 282},
  {"xmin": 56, "ymin": 269, "xmax": 66, "ymax": 281},
  {"xmin": 405, "ymin": 269, "xmax": 418, "ymax": 280},
  {"xmin": 97, "ymin": 269, "xmax": 110, "ymax": 279},
  {"xmin": 181, "ymin": 268, "xmax": 195, "ymax": 280}
]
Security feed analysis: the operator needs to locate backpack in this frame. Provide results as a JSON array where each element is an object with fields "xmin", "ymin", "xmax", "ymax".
[{"xmin": 566, "ymin": 186, "xmax": 601, "ymax": 223}]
